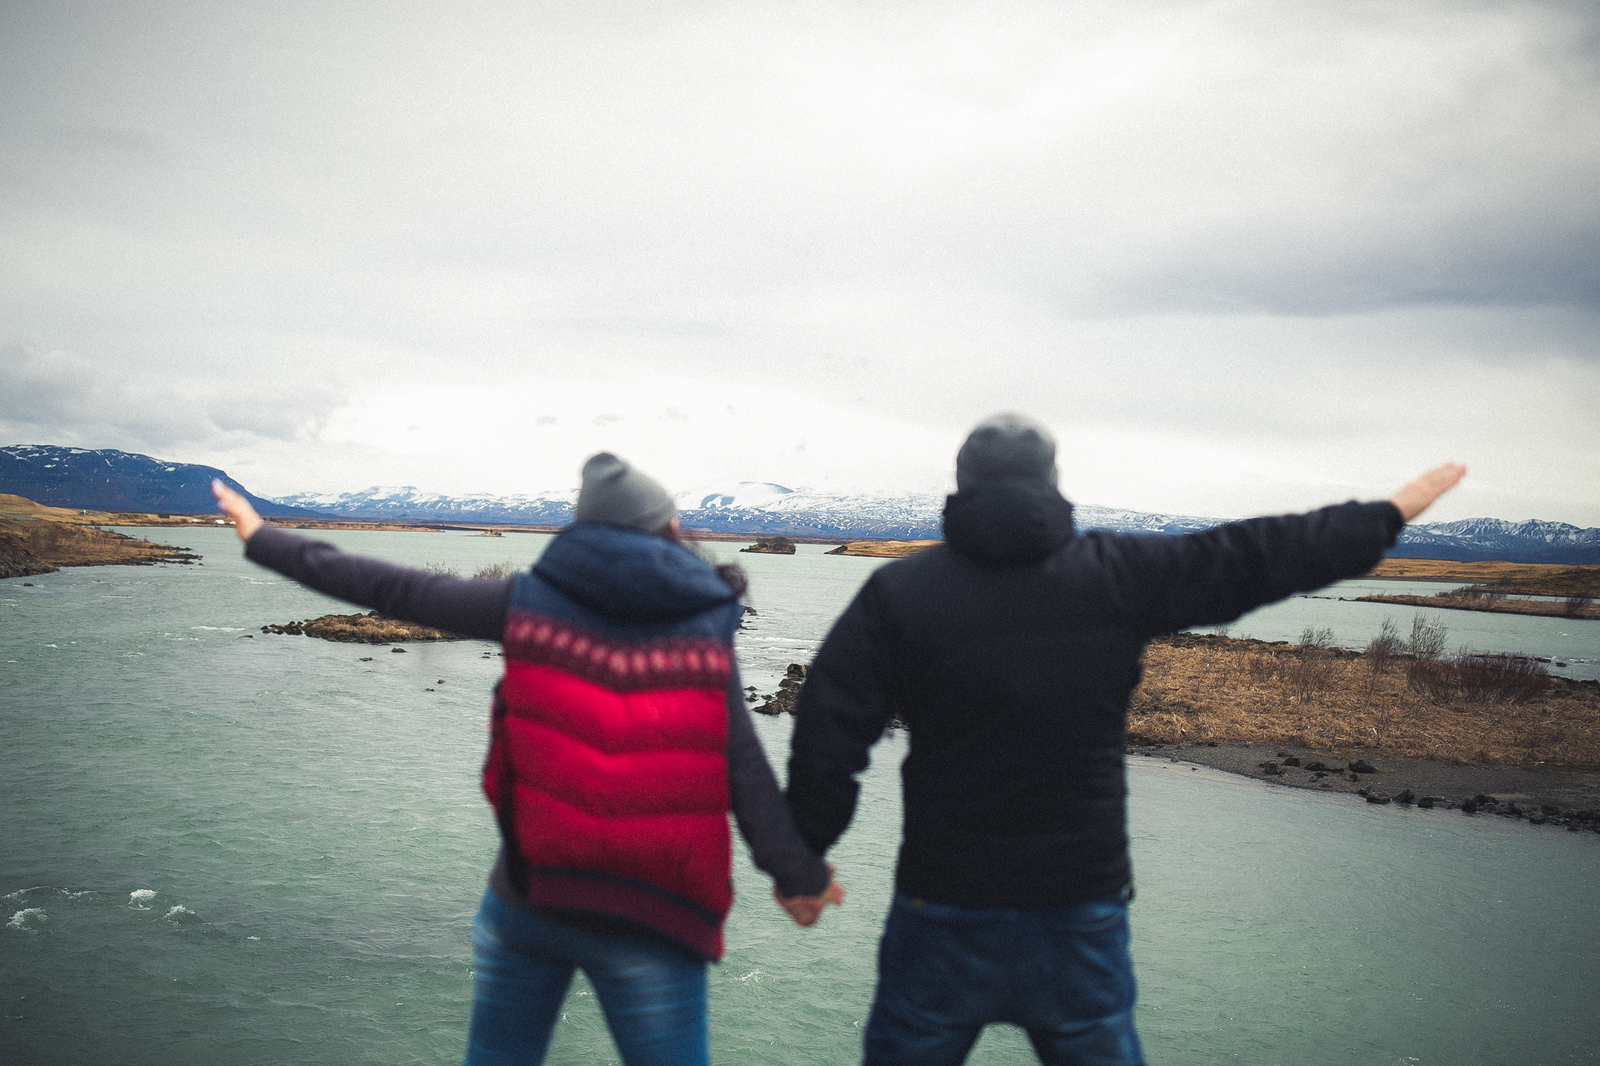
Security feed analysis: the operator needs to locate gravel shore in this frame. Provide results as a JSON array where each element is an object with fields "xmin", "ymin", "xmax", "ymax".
[{"xmin": 1129, "ymin": 741, "xmax": 1600, "ymax": 833}]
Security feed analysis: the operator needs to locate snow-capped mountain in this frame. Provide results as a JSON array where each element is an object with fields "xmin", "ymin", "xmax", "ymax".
[
  {"xmin": 669, "ymin": 483, "xmax": 1223, "ymax": 539},
  {"xmin": 269, "ymin": 481, "xmax": 1600, "ymax": 562},
  {"xmin": 1390, "ymin": 517, "xmax": 1600, "ymax": 565},
  {"xmin": 272, "ymin": 486, "xmax": 574, "ymax": 526},
  {"xmin": 671, "ymin": 482, "xmax": 949, "ymax": 538},
  {"xmin": 268, "ymin": 481, "xmax": 1230, "ymax": 540}
]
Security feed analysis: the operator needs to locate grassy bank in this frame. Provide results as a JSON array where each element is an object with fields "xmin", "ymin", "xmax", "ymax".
[
  {"xmin": 1356, "ymin": 592, "xmax": 1598, "ymax": 621},
  {"xmin": 1130, "ymin": 633, "xmax": 1599, "ymax": 768},
  {"xmin": 825, "ymin": 539, "xmax": 940, "ymax": 558},
  {"xmin": 1, "ymin": 504, "xmax": 198, "ymax": 577},
  {"xmin": 1366, "ymin": 558, "xmax": 1600, "ymax": 596}
]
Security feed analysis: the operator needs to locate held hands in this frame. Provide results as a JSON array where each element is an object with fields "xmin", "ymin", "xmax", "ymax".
[
  {"xmin": 774, "ymin": 866, "xmax": 845, "ymax": 927},
  {"xmin": 1389, "ymin": 463, "xmax": 1466, "ymax": 523},
  {"xmin": 211, "ymin": 478, "xmax": 265, "ymax": 543}
]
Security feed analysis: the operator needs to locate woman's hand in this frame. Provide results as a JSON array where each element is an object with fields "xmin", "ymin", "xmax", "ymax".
[
  {"xmin": 211, "ymin": 478, "xmax": 265, "ymax": 543},
  {"xmin": 774, "ymin": 867, "xmax": 845, "ymax": 927},
  {"xmin": 1389, "ymin": 463, "xmax": 1466, "ymax": 523}
]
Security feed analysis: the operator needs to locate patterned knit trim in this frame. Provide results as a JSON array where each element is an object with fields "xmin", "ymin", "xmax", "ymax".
[{"xmin": 501, "ymin": 609, "xmax": 732, "ymax": 692}]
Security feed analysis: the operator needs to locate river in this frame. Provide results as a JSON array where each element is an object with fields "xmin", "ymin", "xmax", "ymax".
[{"xmin": 3, "ymin": 529, "xmax": 1597, "ymax": 1064}]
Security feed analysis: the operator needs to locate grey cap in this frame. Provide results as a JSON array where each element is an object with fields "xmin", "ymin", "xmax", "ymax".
[
  {"xmin": 955, "ymin": 412, "xmax": 1058, "ymax": 491},
  {"xmin": 574, "ymin": 452, "xmax": 677, "ymax": 531}
]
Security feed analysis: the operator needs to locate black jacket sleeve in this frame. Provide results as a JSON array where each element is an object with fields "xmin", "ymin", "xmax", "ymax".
[
  {"xmin": 784, "ymin": 578, "xmax": 897, "ymax": 857},
  {"xmin": 1107, "ymin": 500, "xmax": 1404, "ymax": 637},
  {"xmin": 725, "ymin": 664, "xmax": 832, "ymax": 897},
  {"xmin": 244, "ymin": 525, "xmax": 511, "ymax": 640}
]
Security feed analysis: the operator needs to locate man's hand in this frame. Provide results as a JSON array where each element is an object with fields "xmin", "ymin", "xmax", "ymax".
[
  {"xmin": 1389, "ymin": 463, "xmax": 1466, "ymax": 523},
  {"xmin": 774, "ymin": 868, "xmax": 845, "ymax": 927},
  {"xmin": 211, "ymin": 479, "xmax": 265, "ymax": 543}
]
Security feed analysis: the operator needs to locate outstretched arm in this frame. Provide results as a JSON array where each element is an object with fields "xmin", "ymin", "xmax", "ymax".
[
  {"xmin": 212, "ymin": 479, "xmax": 264, "ymax": 542},
  {"xmin": 212, "ymin": 478, "xmax": 509, "ymax": 639},
  {"xmin": 1389, "ymin": 463, "xmax": 1466, "ymax": 523},
  {"xmin": 1113, "ymin": 463, "xmax": 1466, "ymax": 637}
]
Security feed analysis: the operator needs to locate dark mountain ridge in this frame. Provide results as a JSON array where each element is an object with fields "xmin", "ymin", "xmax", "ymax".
[{"xmin": 0, "ymin": 445, "xmax": 326, "ymax": 518}]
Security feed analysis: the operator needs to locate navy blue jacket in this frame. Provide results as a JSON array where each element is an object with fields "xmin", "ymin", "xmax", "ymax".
[{"xmin": 245, "ymin": 523, "xmax": 831, "ymax": 913}]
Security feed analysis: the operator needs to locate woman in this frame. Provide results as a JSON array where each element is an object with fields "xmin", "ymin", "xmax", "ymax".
[{"xmin": 213, "ymin": 453, "xmax": 843, "ymax": 1066}]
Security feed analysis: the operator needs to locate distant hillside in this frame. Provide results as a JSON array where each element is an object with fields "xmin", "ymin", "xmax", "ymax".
[
  {"xmin": 11, "ymin": 447, "xmax": 1598, "ymax": 563},
  {"xmin": 0, "ymin": 445, "xmax": 326, "ymax": 518}
]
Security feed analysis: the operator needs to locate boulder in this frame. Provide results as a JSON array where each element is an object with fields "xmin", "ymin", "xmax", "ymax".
[{"xmin": 752, "ymin": 663, "xmax": 810, "ymax": 716}]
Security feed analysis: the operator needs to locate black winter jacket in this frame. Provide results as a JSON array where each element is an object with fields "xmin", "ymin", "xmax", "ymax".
[{"xmin": 785, "ymin": 480, "xmax": 1403, "ymax": 909}]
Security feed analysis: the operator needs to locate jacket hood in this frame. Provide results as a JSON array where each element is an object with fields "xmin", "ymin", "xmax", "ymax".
[
  {"xmin": 533, "ymin": 522, "xmax": 737, "ymax": 622},
  {"xmin": 942, "ymin": 480, "xmax": 1077, "ymax": 565}
]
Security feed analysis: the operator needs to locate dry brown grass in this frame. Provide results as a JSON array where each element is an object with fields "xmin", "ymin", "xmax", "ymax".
[
  {"xmin": 825, "ymin": 540, "xmax": 940, "ymax": 558},
  {"xmin": 1365, "ymin": 558, "xmax": 1600, "ymax": 597},
  {"xmin": 0, "ymin": 515, "xmax": 196, "ymax": 569},
  {"xmin": 1356, "ymin": 592, "xmax": 1600, "ymax": 621},
  {"xmin": 0, "ymin": 493, "xmax": 104, "ymax": 521},
  {"xmin": 1129, "ymin": 634, "xmax": 1600, "ymax": 768}
]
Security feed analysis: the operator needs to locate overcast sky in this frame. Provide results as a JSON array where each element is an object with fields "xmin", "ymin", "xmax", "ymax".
[{"xmin": 3, "ymin": 1, "xmax": 1597, "ymax": 524}]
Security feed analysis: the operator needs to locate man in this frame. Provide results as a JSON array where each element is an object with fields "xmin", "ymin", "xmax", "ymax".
[{"xmin": 783, "ymin": 413, "xmax": 1463, "ymax": 1066}]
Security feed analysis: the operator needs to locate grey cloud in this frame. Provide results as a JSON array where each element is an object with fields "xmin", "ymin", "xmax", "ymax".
[
  {"xmin": 0, "ymin": 343, "xmax": 342, "ymax": 453},
  {"xmin": 1097, "ymin": 225, "xmax": 1600, "ymax": 317}
]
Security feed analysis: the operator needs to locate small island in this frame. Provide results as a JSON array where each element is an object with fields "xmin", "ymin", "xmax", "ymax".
[
  {"xmin": 260, "ymin": 611, "xmax": 462, "ymax": 643},
  {"xmin": 1357, "ymin": 561, "xmax": 1599, "ymax": 620},
  {"xmin": 1356, "ymin": 590, "xmax": 1597, "ymax": 620},
  {"xmin": 740, "ymin": 536, "xmax": 796, "ymax": 555},
  {"xmin": 825, "ymin": 539, "xmax": 939, "ymax": 558}
]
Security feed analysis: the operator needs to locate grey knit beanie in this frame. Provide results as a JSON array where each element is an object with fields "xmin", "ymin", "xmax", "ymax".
[
  {"xmin": 955, "ymin": 413, "xmax": 1059, "ymax": 491},
  {"xmin": 574, "ymin": 452, "xmax": 677, "ymax": 531}
]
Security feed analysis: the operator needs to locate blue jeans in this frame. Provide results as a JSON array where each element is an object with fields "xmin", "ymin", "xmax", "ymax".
[
  {"xmin": 463, "ymin": 890, "xmax": 709, "ymax": 1066},
  {"xmin": 863, "ymin": 890, "xmax": 1145, "ymax": 1066}
]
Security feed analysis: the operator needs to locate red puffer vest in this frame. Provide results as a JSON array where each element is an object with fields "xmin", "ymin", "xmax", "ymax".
[{"xmin": 482, "ymin": 524, "xmax": 744, "ymax": 960}]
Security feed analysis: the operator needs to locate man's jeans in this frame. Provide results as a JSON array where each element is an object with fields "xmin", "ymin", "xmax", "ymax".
[
  {"xmin": 863, "ymin": 890, "xmax": 1145, "ymax": 1066},
  {"xmin": 463, "ymin": 890, "xmax": 709, "ymax": 1066}
]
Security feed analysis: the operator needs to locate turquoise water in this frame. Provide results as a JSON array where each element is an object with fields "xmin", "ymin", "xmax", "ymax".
[{"xmin": 3, "ymin": 529, "xmax": 1597, "ymax": 1064}]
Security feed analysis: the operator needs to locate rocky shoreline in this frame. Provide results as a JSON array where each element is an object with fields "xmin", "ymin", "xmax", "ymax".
[
  {"xmin": 1355, "ymin": 592, "xmax": 1598, "ymax": 621},
  {"xmin": 1133, "ymin": 741, "xmax": 1600, "ymax": 835},
  {"xmin": 1, "ymin": 520, "xmax": 198, "ymax": 578}
]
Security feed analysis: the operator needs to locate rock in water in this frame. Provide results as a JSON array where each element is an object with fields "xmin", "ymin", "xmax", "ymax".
[{"xmin": 740, "ymin": 537, "xmax": 797, "ymax": 555}]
